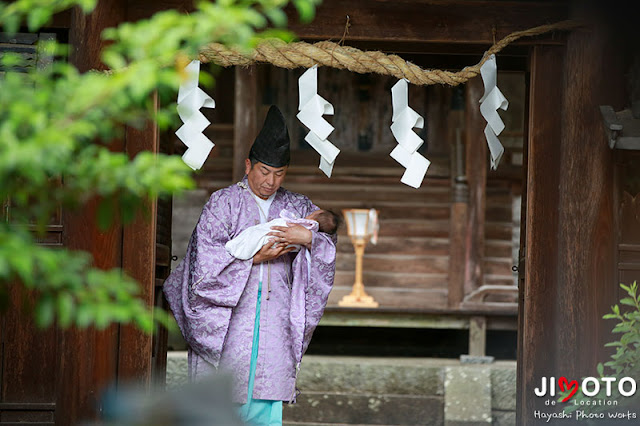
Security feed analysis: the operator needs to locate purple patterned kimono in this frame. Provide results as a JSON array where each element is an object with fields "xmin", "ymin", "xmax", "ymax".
[{"xmin": 163, "ymin": 178, "xmax": 337, "ymax": 404}]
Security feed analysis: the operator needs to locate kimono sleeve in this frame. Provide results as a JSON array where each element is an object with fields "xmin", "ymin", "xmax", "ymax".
[
  {"xmin": 189, "ymin": 191, "xmax": 253, "ymax": 308},
  {"xmin": 163, "ymin": 188, "xmax": 252, "ymax": 367}
]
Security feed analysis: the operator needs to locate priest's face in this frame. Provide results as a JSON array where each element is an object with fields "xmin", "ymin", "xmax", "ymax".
[{"xmin": 245, "ymin": 159, "xmax": 288, "ymax": 199}]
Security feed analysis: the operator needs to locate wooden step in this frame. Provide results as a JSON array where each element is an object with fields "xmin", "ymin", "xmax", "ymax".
[
  {"xmin": 337, "ymin": 237, "xmax": 450, "ymax": 256},
  {"xmin": 485, "ymin": 275, "xmax": 518, "ymax": 286},
  {"xmin": 286, "ymin": 184, "xmax": 452, "ymax": 204},
  {"xmin": 335, "ymin": 254, "xmax": 449, "ymax": 275},
  {"xmin": 484, "ymin": 240, "xmax": 513, "ymax": 258},
  {"xmin": 283, "ymin": 174, "xmax": 447, "ymax": 186},
  {"xmin": 485, "ymin": 222, "xmax": 513, "ymax": 241},
  {"xmin": 286, "ymin": 162, "xmax": 450, "ymax": 180},
  {"xmin": 333, "ymin": 271, "xmax": 448, "ymax": 290},
  {"xmin": 377, "ymin": 220, "xmax": 449, "ymax": 238},
  {"xmin": 286, "ymin": 183, "xmax": 512, "ymax": 203},
  {"xmin": 485, "ymin": 205, "xmax": 513, "ymax": 223},
  {"xmin": 322, "ymin": 201, "xmax": 450, "ymax": 220},
  {"xmin": 327, "ymin": 286, "xmax": 448, "ymax": 310},
  {"xmin": 337, "ymin": 238, "xmax": 513, "ymax": 259},
  {"xmin": 484, "ymin": 258, "xmax": 516, "ymax": 277}
]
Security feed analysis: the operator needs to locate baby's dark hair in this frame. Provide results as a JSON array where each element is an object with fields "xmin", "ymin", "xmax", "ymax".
[{"xmin": 316, "ymin": 210, "xmax": 341, "ymax": 235}]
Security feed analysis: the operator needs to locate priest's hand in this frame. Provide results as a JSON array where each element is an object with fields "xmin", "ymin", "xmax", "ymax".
[
  {"xmin": 268, "ymin": 224, "xmax": 312, "ymax": 249},
  {"xmin": 253, "ymin": 241, "xmax": 294, "ymax": 264}
]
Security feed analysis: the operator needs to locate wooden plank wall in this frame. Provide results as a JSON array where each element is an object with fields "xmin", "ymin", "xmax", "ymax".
[{"xmin": 194, "ymin": 65, "xmax": 523, "ymax": 312}]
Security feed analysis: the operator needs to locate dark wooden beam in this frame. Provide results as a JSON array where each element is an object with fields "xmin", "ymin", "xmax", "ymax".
[
  {"xmin": 517, "ymin": 43, "xmax": 564, "ymax": 425},
  {"xmin": 448, "ymin": 106, "xmax": 466, "ymax": 308},
  {"xmin": 468, "ymin": 316, "xmax": 487, "ymax": 356},
  {"xmin": 60, "ymin": 1, "xmax": 127, "ymax": 424},
  {"xmin": 554, "ymin": 0, "xmax": 621, "ymax": 380},
  {"xmin": 126, "ymin": 0, "xmax": 195, "ymax": 21},
  {"xmin": 125, "ymin": 0, "xmax": 569, "ymax": 42},
  {"xmin": 449, "ymin": 188, "xmax": 467, "ymax": 308},
  {"xmin": 118, "ymin": 93, "xmax": 159, "ymax": 387},
  {"xmin": 233, "ymin": 66, "xmax": 258, "ymax": 182},
  {"xmin": 518, "ymin": 1, "xmax": 627, "ymax": 423},
  {"xmin": 287, "ymin": 0, "xmax": 569, "ymax": 44},
  {"xmin": 464, "ymin": 76, "xmax": 486, "ymax": 295}
]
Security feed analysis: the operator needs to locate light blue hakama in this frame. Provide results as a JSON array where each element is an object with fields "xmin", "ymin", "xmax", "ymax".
[{"xmin": 238, "ymin": 281, "xmax": 283, "ymax": 426}]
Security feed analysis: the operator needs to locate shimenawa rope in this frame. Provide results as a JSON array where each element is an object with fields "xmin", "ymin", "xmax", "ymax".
[{"xmin": 198, "ymin": 20, "xmax": 581, "ymax": 86}]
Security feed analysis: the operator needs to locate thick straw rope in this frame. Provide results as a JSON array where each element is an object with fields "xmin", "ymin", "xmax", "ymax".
[{"xmin": 199, "ymin": 20, "xmax": 580, "ymax": 86}]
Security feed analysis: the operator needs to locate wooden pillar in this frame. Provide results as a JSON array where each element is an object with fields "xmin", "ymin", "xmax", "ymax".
[
  {"xmin": 518, "ymin": 1, "xmax": 626, "ymax": 423},
  {"xmin": 60, "ymin": 2, "xmax": 127, "ymax": 424},
  {"xmin": 468, "ymin": 316, "xmax": 487, "ymax": 356},
  {"xmin": 464, "ymin": 77, "xmax": 487, "ymax": 295},
  {"xmin": 118, "ymin": 93, "xmax": 159, "ymax": 387},
  {"xmin": 517, "ymin": 44, "xmax": 564, "ymax": 424},
  {"xmin": 449, "ymin": 184, "xmax": 468, "ymax": 307},
  {"xmin": 555, "ymin": 0, "xmax": 621, "ymax": 377},
  {"xmin": 448, "ymin": 99, "xmax": 467, "ymax": 308},
  {"xmin": 233, "ymin": 66, "xmax": 258, "ymax": 181}
]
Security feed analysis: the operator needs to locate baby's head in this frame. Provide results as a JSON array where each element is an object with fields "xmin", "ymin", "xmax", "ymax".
[{"xmin": 306, "ymin": 209, "xmax": 340, "ymax": 235}]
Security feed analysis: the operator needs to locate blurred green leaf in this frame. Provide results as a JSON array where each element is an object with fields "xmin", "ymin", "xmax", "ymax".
[
  {"xmin": 27, "ymin": 8, "xmax": 51, "ymax": 31},
  {"xmin": 35, "ymin": 294, "xmax": 55, "ymax": 328},
  {"xmin": 620, "ymin": 297, "xmax": 637, "ymax": 307},
  {"xmin": 292, "ymin": 0, "xmax": 317, "ymax": 23},
  {"xmin": 57, "ymin": 292, "xmax": 75, "ymax": 328},
  {"xmin": 97, "ymin": 197, "xmax": 115, "ymax": 231},
  {"xmin": 10, "ymin": 253, "xmax": 33, "ymax": 287}
]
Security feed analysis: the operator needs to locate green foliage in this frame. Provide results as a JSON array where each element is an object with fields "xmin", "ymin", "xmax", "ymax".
[
  {"xmin": 0, "ymin": 0, "xmax": 97, "ymax": 33},
  {"xmin": 560, "ymin": 282, "xmax": 640, "ymax": 412},
  {"xmin": 0, "ymin": 0, "xmax": 318, "ymax": 331}
]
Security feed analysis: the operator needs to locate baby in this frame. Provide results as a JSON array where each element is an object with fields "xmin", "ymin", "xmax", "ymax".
[{"xmin": 225, "ymin": 209, "xmax": 339, "ymax": 260}]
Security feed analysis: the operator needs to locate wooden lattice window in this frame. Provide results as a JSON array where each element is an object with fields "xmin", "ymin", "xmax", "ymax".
[{"xmin": 1, "ymin": 31, "xmax": 62, "ymax": 247}]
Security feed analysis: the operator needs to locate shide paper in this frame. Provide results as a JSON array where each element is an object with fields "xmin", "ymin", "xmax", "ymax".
[
  {"xmin": 176, "ymin": 60, "xmax": 215, "ymax": 170},
  {"xmin": 297, "ymin": 65, "xmax": 340, "ymax": 177},
  {"xmin": 390, "ymin": 79, "xmax": 430, "ymax": 189},
  {"xmin": 479, "ymin": 54, "xmax": 509, "ymax": 170}
]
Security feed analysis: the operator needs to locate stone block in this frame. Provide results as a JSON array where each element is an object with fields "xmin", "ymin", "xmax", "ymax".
[
  {"xmin": 490, "ymin": 365, "xmax": 516, "ymax": 411},
  {"xmin": 284, "ymin": 392, "xmax": 444, "ymax": 425},
  {"xmin": 166, "ymin": 351, "xmax": 188, "ymax": 391},
  {"xmin": 297, "ymin": 356, "xmax": 449, "ymax": 396},
  {"xmin": 444, "ymin": 366, "xmax": 491, "ymax": 425},
  {"xmin": 491, "ymin": 411, "xmax": 516, "ymax": 426}
]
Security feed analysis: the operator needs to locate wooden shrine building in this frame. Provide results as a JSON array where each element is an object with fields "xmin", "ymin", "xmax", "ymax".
[{"xmin": 1, "ymin": 0, "xmax": 639, "ymax": 425}]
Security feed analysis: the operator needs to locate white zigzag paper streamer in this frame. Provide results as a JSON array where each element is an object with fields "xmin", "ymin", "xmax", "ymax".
[
  {"xmin": 296, "ymin": 65, "xmax": 340, "ymax": 177},
  {"xmin": 389, "ymin": 79, "xmax": 430, "ymax": 189},
  {"xmin": 479, "ymin": 54, "xmax": 509, "ymax": 170},
  {"xmin": 175, "ymin": 60, "xmax": 215, "ymax": 170}
]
